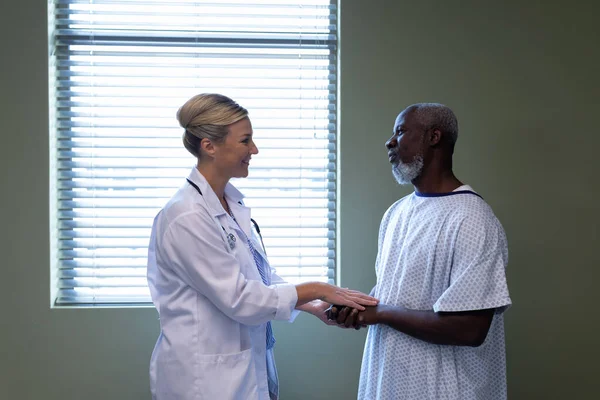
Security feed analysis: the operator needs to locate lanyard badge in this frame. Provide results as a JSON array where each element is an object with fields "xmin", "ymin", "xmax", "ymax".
[
  {"xmin": 185, "ymin": 179, "xmax": 240, "ymax": 252},
  {"xmin": 226, "ymin": 232, "xmax": 236, "ymax": 250}
]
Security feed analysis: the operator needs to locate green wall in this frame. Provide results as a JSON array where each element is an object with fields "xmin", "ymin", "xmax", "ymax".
[{"xmin": 1, "ymin": 1, "xmax": 598, "ymax": 399}]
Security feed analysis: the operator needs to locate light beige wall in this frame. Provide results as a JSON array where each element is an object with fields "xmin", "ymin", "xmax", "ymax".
[{"xmin": 0, "ymin": 1, "xmax": 598, "ymax": 399}]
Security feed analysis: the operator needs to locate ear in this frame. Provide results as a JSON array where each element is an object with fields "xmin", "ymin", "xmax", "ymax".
[
  {"xmin": 428, "ymin": 128, "xmax": 442, "ymax": 147},
  {"xmin": 199, "ymin": 138, "xmax": 217, "ymax": 158}
]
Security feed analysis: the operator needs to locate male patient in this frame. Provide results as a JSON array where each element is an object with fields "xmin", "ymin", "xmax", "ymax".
[{"xmin": 333, "ymin": 103, "xmax": 511, "ymax": 400}]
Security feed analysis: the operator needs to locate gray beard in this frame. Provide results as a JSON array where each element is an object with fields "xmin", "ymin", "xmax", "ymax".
[{"xmin": 392, "ymin": 155, "xmax": 424, "ymax": 185}]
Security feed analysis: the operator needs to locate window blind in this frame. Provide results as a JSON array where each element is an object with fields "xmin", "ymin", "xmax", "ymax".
[{"xmin": 50, "ymin": 0, "xmax": 338, "ymax": 305}]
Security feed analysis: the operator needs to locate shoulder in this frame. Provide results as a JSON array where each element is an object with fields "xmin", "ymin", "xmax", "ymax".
[
  {"xmin": 156, "ymin": 185, "xmax": 213, "ymax": 235},
  {"xmin": 384, "ymin": 193, "xmax": 413, "ymax": 217},
  {"xmin": 456, "ymin": 195, "xmax": 503, "ymax": 229},
  {"xmin": 380, "ymin": 193, "xmax": 413, "ymax": 227},
  {"xmin": 451, "ymin": 195, "xmax": 507, "ymax": 246}
]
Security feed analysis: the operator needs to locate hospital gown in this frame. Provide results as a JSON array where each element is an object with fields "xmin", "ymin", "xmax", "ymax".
[{"xmin": 358, "ymin": 186, "xmax": 511, "ymax": 400}]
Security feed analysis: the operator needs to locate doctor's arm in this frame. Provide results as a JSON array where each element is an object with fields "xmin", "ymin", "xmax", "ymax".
[
  {"xmin": 160, "ymin": 211, "xmax": 376, "ymax": 326},
  {"xmin": 272, "ymin": 271, "xmax": 346, "ymax": 325},
  {"xmin": 269, "ymin": 261, "xmax": 378, "ymax": 322},
  {"xmin": 270, "ymin": 270, "xmax": 347, "ymax": 316}
]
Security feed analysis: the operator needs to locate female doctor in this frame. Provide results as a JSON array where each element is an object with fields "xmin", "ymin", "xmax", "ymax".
[{"xmin": 147, "ymin": 93, "xmax": 377, "ymax": 400}]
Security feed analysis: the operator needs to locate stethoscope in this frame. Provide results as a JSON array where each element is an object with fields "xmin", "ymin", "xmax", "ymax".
[{"xmin": 186, "ymin": 178, "xmax": 267, "ymax": 255}]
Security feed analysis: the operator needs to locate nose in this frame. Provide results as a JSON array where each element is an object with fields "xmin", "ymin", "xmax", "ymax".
[
  {"xmin": 251, "ymin": 142, "xmax": 259, "ymax": 155},
  {"xmin": 386, "ymin": 134, "xmax": 397, "ymax": 149}
]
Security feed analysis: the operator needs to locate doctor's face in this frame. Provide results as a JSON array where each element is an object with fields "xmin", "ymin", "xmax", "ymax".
[{"xmin": 214, "ymin": 117, "xmax": 259, "ymax": 179}]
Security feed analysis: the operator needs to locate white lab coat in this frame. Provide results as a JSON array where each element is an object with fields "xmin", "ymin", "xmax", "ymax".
[{"xmin": 147, "ymin": 167, "xmax": 299, "ymax": 400}]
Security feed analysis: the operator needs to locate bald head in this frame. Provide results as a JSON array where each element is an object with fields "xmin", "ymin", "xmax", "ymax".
[{"xmin": 403, "ymin": 103, "xmax": 458, "ymax": 147}]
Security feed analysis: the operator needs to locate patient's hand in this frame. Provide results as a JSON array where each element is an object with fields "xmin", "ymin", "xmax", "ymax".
[
  {"xmin": 327, "ymin": 304, "xmax": 381, "ymax": 329},
  {"xmin": 327, "ymin": 304, "xmax": 363, "ymax": 329}
]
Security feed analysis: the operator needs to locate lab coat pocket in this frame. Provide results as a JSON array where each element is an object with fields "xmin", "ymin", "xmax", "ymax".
[{"xmin": 197, "ymin": 348, "xmax": 257, "ymax": 400}]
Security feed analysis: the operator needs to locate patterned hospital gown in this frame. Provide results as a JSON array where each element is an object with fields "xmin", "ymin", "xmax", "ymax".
[{"xmin": 358, "ymin": 186, "xmax": 511, "ymax": 400}]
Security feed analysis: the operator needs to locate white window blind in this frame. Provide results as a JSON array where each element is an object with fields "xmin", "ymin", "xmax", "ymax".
[{"xmin": 50, "ymin": 0, "xmax": 338, "ymax": 305}]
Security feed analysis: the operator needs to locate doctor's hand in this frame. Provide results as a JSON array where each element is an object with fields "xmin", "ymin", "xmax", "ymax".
[
  {"xmin": 318, "ymin": 284, "xmax": 378, "ymax": 312},
  {"xmin": 300, "ymin": 300, "xmax": 341, "ymax": 326},
  {"xmin": 295, "ymin": 282, "xmax": 378, "ymax": 312}
]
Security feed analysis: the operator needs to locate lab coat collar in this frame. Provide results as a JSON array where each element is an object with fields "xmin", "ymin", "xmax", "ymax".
[{"xmin": 186, "ymin": 167, "xmax": 252, "ymax": 236}]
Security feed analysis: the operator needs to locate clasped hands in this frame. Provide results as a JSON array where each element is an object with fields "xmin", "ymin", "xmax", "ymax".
[{"xmin": 326, "ymin": 303, "xmax": 380, "ymax": 330}]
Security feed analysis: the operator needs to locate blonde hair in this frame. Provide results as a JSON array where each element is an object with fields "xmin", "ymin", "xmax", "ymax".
[{"xmin": 177, "ymin": 93, "xmax": 248, "ymax": 158}]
